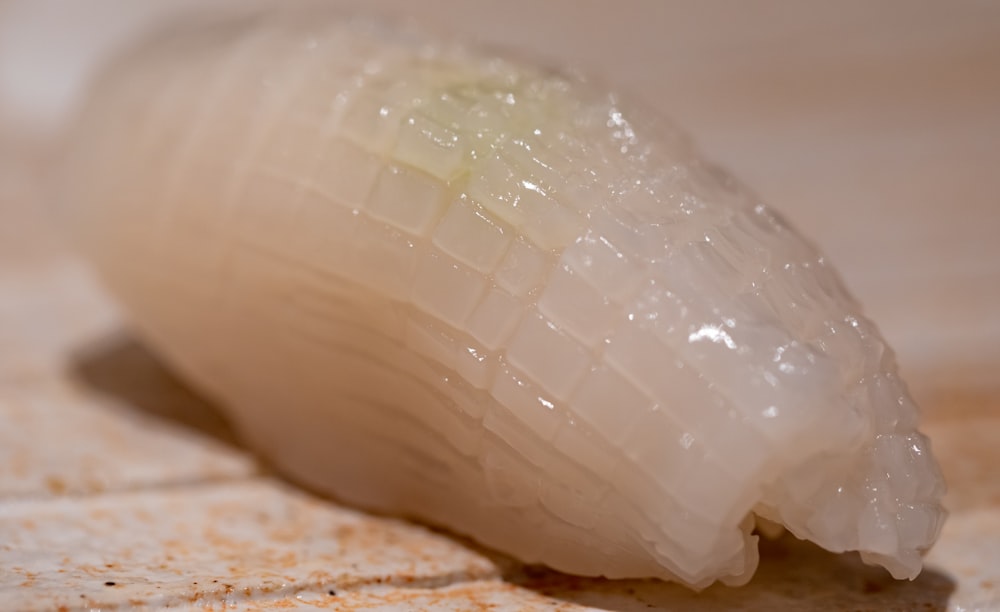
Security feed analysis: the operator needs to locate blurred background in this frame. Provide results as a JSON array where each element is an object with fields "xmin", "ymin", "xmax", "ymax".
[
  {"xmin": 2, "ymin": 0, "xmax": 998, "ymax": 400},
  {"xmin": 0, "ymin": 1, "xmax": 998, "ymax": 609}
]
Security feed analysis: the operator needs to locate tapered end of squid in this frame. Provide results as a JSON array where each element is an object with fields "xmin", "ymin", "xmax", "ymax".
[{"xmin": 756, "ymin": 370, "xmax": 947, "ymax": 580}]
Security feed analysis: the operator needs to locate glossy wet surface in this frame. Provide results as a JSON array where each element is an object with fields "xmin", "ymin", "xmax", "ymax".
[{"xmin": 1, "ymin": 1, "xmax": 998, "ymax": 609}]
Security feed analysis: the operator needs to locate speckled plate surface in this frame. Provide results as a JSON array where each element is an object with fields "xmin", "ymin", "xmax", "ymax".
[{"xmin": 1, "ymin": 1, "xmax": 998, "ymax": 610}]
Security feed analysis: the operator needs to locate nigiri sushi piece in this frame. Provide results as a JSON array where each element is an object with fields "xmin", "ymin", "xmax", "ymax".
[{"xmin": 56, "ymin": 11, "xmax": 946, "ymax": 588}]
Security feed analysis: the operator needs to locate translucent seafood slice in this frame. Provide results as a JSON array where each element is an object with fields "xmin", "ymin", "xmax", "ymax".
[{"xmin": 57, "ymin": 11, "xmax": 946, "ymax": 588}]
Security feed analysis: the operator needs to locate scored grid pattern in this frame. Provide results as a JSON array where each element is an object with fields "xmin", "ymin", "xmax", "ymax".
[
  {"xmin": 78, "ymin": 24, "xmax": 757, "ymax": 580},
  {"xmin": 68, "ymin": 16, "xmax": 942, "ymax": 586}
]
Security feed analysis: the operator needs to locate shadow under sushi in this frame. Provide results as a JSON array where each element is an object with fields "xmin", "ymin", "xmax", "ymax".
[
  {"xmin": 502, "ymin": 535, "xmax": 956, "ymax": 611},
  {"xmin": 70, "ymin": 332, "xmax": 958, "ymax": 611}
]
